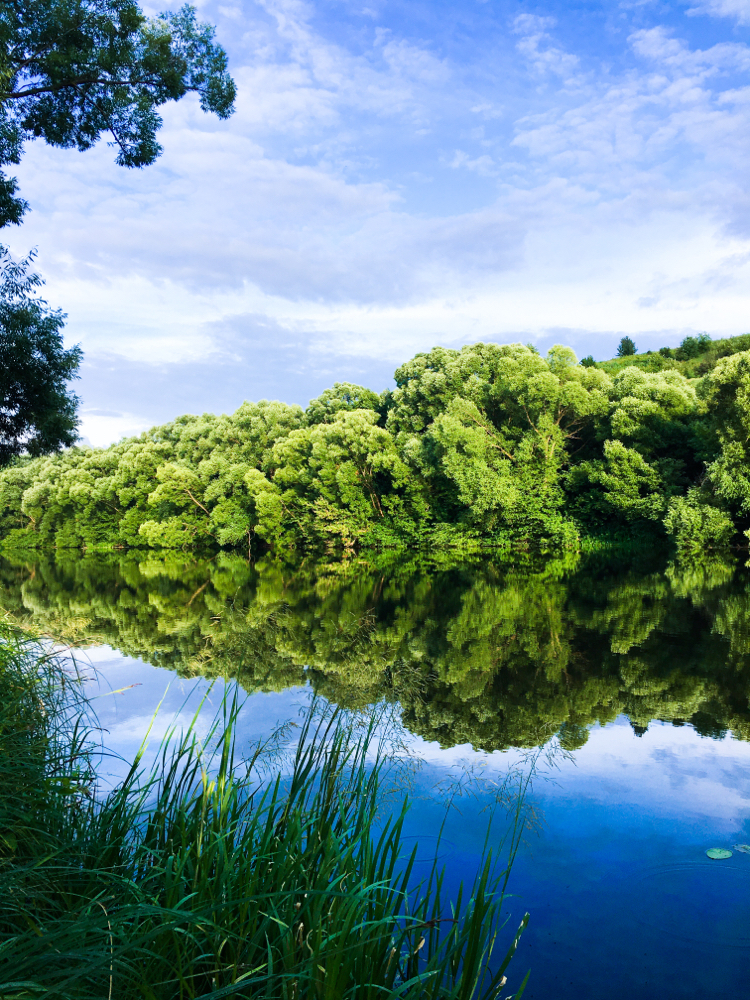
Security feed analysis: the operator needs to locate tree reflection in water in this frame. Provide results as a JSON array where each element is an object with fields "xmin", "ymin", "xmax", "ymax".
[{"xmin": 1, "ymin": 547, "xmax": 749, "ymax": 750}]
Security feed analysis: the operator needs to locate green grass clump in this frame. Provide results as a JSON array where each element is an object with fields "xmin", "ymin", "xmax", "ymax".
[{"xmin": 0, "ymin": 625, "xmax": 529, "ymax": 999}]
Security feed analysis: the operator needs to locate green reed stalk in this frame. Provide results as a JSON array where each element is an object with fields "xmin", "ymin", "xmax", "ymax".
[{"xmin": 0, "ymin": 624, "xmax": 529, "ymax": 999}]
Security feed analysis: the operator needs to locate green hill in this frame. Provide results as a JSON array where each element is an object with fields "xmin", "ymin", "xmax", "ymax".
[{"xmin": 584, "ymin": 332, "xmax": 750, "ymax": 378}]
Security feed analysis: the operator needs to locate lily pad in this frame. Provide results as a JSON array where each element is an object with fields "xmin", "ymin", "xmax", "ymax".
[
  {"xmin": 706, "ymin": 848, "xmax": 733, "ymax": 860},
  {"xmin": 733, "ymin": 844, "xmax": 750, "ymax": 855}
]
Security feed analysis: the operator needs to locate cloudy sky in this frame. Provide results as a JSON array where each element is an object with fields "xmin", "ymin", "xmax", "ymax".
[{"xmin": 8, "ymin": 0, "xmax": 750, "ymax": 445}]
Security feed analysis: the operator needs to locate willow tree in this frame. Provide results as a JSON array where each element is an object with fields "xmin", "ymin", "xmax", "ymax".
[
  {"xmin": 665, "ymin": 349, "xmax": 750, "ymax": 552},
  {"xmin": 386, "ymin": 342, "xmax": 611, "ymax": 544}
]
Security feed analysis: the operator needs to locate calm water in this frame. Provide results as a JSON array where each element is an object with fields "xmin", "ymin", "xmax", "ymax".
[{"xmin": 2, "ymin": 547, "xmax": 750, "ymax": 998}]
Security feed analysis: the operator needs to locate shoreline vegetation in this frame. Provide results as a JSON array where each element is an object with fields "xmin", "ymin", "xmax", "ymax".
[
  {"xmin": 3, "ymin": 336, "xmax": 750, "ymax": 559},
  {"xmin": 0, "ymin": 623, "xmax": 529, "ymax": 998}
]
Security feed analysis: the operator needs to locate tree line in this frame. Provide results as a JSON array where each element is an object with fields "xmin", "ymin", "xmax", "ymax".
[{"xmin": 2, "ymin": 339, "xmax": 750, "ymax": 554}]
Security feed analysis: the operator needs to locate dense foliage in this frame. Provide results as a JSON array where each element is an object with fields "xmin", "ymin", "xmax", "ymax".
[
  {"xmin": 3, "ymin": 548, "xmax": 750, "ymax": 751},
  {"xmin": 594, "ymin": 331, "xmax": 750, "ymax": 378},
  {"xmin": 4, "ymin": 337, "xmax": 750, "ymax": 555},
  {"xmin": 0, "ymin": 246, "xmax": 81, "ymax": 463},
  {"xmin": 0, "ymin": 0, "xmax": 236, "ymax": 227}
]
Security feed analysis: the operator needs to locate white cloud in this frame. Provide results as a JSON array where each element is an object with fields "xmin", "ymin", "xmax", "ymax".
[
  {"xmin": 511, "ymin": 27, "xmax": 750, "ymax": 191},
  {"xmin": 78, "ymin": 410, "xmax": 153, "ymax": 448},
  {"xmin": 630, "ymin": 26, "xmax": 750, "ymax": 73},
  {"xmin": 512, "ymin": 14, "xmax": 582, "ymax": 84},
  {"xmin": 12, "ymin": 109, "xmax": 524, "ymax": 309},
  {"xmin": 377, "ymin": 37, "xmax": 449, "ymax": 85},
  {"xmin": 686, "ymin": 0, "xmax": 750, "ymax": 25},
  {"xmin": 471, "ymin": 102, "xmax": 504, "ymax": 119},
  {"xmin": 446, "ymin": 150, "xmax": 497, "ymax": 176},
  {"xmin": 11, "ymin": 1, "xmax": 750, "ymax": 442}
]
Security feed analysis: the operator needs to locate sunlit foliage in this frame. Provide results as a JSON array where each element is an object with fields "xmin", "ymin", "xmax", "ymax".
[
  {"xmin": 4, "ymin": 340, "xmax": 750, "ymax": 555},
  {"xmin": 0, "ymin": 0, "xmax": 236, "ymax": 227}
]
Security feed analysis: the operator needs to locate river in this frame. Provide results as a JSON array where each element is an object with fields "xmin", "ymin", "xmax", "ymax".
[{"xmin": 2, "ymin": 546, "xmax": 749, "ymax": 998}]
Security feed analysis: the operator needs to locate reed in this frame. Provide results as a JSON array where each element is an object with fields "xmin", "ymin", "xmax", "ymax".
[{"xmin": 0, "ymin": 624, "xmax": 529, "ymax": 999}]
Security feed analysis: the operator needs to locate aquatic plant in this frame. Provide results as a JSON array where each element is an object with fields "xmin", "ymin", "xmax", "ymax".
[{"xmin": 0, "ymin": 624, "xmax": 529, "ymax": 998}]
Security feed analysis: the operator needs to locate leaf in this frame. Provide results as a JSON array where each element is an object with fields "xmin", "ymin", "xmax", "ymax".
[
  {"xmin": 0, "ymin": 831, "xmax": 17, "ymax": 852},
  {"xmin": 706, "ymin": 848, "xmax": 733, "ymax": 859},
  {"xmin": 733, "ymin": 844, "xmax": 750, "ymax": 855}
]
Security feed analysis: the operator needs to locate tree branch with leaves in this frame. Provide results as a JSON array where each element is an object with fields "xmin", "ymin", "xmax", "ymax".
[
  {"xmin": 0, "ymin": 245, "xmax": 80, "ymax": 464},
  {"xmin": 0, "ymin": 0, "xmax": 236, "ymax": 226}
]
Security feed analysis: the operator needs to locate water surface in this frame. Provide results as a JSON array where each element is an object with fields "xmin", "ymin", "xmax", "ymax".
[{"xmin": 2, "ymin": 548, "xmax": 749, "ymax": 998}]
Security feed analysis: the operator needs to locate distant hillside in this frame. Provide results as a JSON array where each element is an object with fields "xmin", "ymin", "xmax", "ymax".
[{"xmin": 584, "ymin": 332, "xmax": 750, "ymax": 377}]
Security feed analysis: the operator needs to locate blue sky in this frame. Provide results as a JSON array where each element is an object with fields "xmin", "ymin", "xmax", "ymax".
[{"xmin": 8, "ymin": 0, "xmax": 750, "ymax": 444}]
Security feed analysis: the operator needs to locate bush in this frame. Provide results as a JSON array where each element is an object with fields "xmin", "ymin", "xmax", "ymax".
[{"xmin": 664, "ymin": 488, "xmax": 734, "ymax": 554}]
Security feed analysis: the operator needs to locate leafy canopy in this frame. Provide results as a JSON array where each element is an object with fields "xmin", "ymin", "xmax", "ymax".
[
  {"xmin": 0, "ymin": 246, "xmax": 81, "ymax": 465},
  {"xmin": 0, "ymin": 0, "xmax": 236, "ymax": 226},
  {"xmin": 7, "ymin": 339, "xmax": 750, "ymax": 557}
]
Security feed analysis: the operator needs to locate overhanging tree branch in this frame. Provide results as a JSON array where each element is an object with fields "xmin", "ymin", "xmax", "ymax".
[{"xmin": 0, "ymin": 0, "xmax": 236, "ymax": 226}]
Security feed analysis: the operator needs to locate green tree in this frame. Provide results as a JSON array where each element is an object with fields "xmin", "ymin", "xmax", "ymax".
[
  {"xmin": 0, "ymin": 0, "xmax": 236, "ymax": 227},
  {"xmin": 675, "ymin": 333, "xmax": 711, "ymax": 361},
  {"xmin": 305, "ymin": 383, "xmax": 384, "ymax": 426},
  {"xmin": 249, "ymin": 409, "xmax": 429, "ymax": 552},
  {"xmin": 567, "ymin": 368, "xmax": 699, "ymax": 526},
  {"xmin": 387, "ymin": 342, "xmax": 610, "ymax": 544},
  {"xmin": 664, "ymin": 488, "xmax": 734, "ymax": 555},
  {"xmin": 5, "ymin": 337, "xmax": 750, "ymax": 556},
  {"xmin": 684, "ymin": 349, "xmax": 750, "ymax": 547},
  {"xmin": 0, "ymin": 246, "xmax": 80, "ymax": 464},
  {"xmin": 616, "ymin": 337, "xmax": 637, "ymax": 357}
]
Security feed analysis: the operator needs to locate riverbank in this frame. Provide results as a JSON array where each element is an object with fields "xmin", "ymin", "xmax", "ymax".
[{"xmin": 0, "ymin": 624, "xmax": 528, "ymax": 999}]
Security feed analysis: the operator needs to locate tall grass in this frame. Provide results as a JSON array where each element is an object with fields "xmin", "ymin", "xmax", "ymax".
[{"xmin": 0, "ymin": 624, "xmax": 529, "ymax": 999}]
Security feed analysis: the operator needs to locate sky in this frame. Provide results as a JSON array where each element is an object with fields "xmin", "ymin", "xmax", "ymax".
[{"xmin": 8, "ymin": 0, "xmax": 750, "ymax": 446}]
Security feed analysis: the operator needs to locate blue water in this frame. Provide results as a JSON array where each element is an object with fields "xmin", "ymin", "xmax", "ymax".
[{"xmin": 80, "ymin": 645, "xmax": 750, "ymax": 1000}]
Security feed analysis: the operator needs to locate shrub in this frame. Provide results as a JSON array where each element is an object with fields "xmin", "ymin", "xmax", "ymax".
[{"xmin": 664, "ymin": 488, "xmax": 734, "ymax": 554}]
